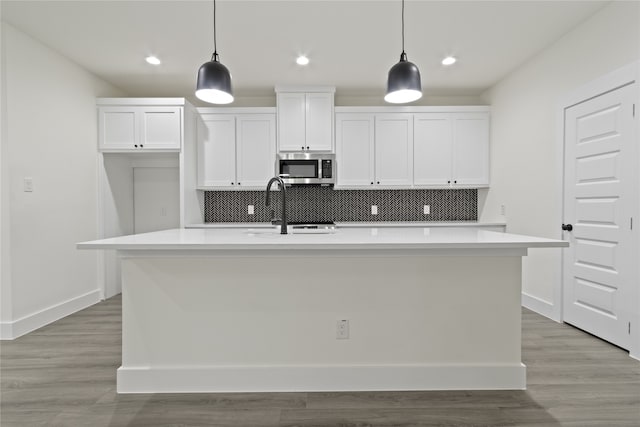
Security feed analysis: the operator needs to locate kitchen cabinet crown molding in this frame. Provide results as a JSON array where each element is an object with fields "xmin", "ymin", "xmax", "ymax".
[
  {"xmin": 97, "ymin": 97, "xmax": 187, "ymax": 106},
  {"xmin": 335, "ymin": 105, "xmax": 490, "ymax": 114},
  {"xmin": 275, "ymin": 85, "xmax": 336, "ymax": 93},
  {"xmin": 197, "ymin": 107, "xmax": 276, "ymax": 115}
]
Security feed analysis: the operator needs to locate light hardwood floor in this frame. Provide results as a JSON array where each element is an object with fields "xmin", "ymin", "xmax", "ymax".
[{"xmin": 1, "ymin": 295, "xmax": 639, "ymax": 426}]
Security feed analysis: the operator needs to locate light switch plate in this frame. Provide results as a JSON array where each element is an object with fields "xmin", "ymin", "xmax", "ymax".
[
  {"xmin": 423, "ymin": 205, "xmax": 430, "ymax": 215},
  {"xmin": 23, "ymin": 177, "xmax": 33, "ymax": 192}
]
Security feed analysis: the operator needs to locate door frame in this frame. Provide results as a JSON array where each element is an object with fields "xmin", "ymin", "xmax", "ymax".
[{"xmin": 557, "ymin": 61, "xmax": 640, "ymax": 359}]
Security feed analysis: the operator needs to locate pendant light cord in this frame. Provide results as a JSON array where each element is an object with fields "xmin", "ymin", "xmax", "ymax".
[
  {"xmin": 211, "ymin": 0, "xmax": 219, "ymax": 61},
  {"xmin": 401, "ymin": 0, "xmax": 405, "ymax": 54}
]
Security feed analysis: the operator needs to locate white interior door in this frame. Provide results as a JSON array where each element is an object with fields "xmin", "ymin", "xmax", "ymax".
[
  {"xmin": 562, "ymin": 83, "xmax": 636, "ymax": 349},
  {"xmin": 133, "ymin": 167, "xmax": 180, "ymax": 234}
]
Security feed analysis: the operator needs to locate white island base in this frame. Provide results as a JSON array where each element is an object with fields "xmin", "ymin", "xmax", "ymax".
[{"xmin": 117, "ymin": 251, "xmax": 524, "ymax": 393}]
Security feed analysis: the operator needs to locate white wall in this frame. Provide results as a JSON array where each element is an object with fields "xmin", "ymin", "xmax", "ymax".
[
  {"xmin": 0, "ymin": 23, "xmax": 125, "ymax": 339},
  {"xmin": 1, "ymin": 18, "xmax": 12, "ymax": 336},
  {"xmin": 479, "ymin": 1, "xmax": 640, "ymax": 319}
]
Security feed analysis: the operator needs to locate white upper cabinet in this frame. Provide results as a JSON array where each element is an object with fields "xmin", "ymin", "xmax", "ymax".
[
  {"xmin": 452, "ymin": 113, "xmax": 490, "ymax": 187},
  {"xmin": 98, "ymin": 101, "xmax": 183, "ymax": 152},
  {"xmin": 335, "ymin": 113, "xmax": 413, "ymax": 188},
  {"xmin": 414, "ymin": 112, "xmax": 489, "ymax": 188},
  {"xmin": 414, "ymin": 113, "xmax": 453, "ymax": 186},
  {"xmin": 197, "ymin": 111, "xmax": 276, "ymax": 190},
  {"xmin": 276, "ymin": 87, "xmax": 334, "ymax": 152},
  {"xmin": 305, "ymin": 93, "xmax": 334, "ymax": 151},
  {"xmin": 375, "ymin": 114, "xmax": 413, "ymax": 187},
  {"xmin": 140, "ymin": 107, "xmax": 182, "ymax": 150},
  {"xmin": 236, "ymin": 115, "xmax": 277, "ymax": 188},
  {"xmin": 276, "ymin": 93, "xmax": 306, "ymax": 151},
  {"xmin": 335, "ymin": 107, "xmax": 490, "ymax": 189},
  {"xmin": 197, "ymin": 115, "xmax": 236, "ymax": 188},
  {"xmin": 335, "ymin": 114, "xmax": 375, "ymax": 187}
]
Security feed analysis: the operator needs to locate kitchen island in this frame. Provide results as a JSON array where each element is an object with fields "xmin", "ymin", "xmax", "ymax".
[{"xmin": 78, "ymin": 227, "xmax": 567, "ymax": 393}]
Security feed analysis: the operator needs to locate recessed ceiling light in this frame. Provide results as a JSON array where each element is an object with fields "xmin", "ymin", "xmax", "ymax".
[
  {"xmin": 145, "ymin": 56, "xmax": 161, "ymax": 65},
  {"xmin": 442, "ymin": 56, "xmax": 457, "ymax": 66},
  {"xmin": 296, "ymin": 55, "xmax": 310, "ymax": 66}
]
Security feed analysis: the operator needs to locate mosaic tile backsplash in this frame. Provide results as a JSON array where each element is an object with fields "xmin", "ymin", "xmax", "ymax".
[{"xmin": 204, "ymin": 187, "xmax": 477, "ymax": 223}]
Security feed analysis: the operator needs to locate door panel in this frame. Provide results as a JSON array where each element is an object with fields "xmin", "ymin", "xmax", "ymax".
[
  {"xmin": 413, "ymin": 114, "xmax": 452, "ymax": 186},
  {"xmin": 133, "ymin": 167, "xmax": 180, "ymax": 234},
  {"xmin": 563, "ymin": 83, "xmax": 636, "ymax": 349},
  {"xmin": 197, "ymin": 115, "xmax": 236, "ymax": 187},
  {"xmin": 236, "ymin": 115, "xmax": 276, "ymax": 187},
  {"xmin": 374, "ymin": 114, "xmax": 413, "ymax": 187},
  {"xmin": 335, "ymin": 114, "xmax": 375, "ymax": 187}
]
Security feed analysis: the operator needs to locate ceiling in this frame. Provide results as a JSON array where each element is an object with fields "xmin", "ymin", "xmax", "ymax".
[{"xmin": 1, "ymin": 0, "xmax": 609, "ymax": 105}]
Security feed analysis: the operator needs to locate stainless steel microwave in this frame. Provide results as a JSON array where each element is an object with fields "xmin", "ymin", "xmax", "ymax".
[{"xmin": 277, "ymin": 153, "xmax": 335, "ymax": 186}]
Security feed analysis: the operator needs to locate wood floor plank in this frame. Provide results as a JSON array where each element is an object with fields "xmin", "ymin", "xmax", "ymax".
[{"xmin": 1, "ymin": 297, "xmax": 639, "ymax": 426}]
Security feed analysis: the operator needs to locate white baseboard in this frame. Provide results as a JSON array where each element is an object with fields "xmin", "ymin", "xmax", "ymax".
[
  {"xmin": 117, "ymin": 363, "xmax": 527, "ymax": 393},
  {"xmin": 0, "ymin": 289, "xmax": 101, "ymax": 340},
  {"xmin": 522, "ymin": 292, "xmax": 560, "ymax": 322}
]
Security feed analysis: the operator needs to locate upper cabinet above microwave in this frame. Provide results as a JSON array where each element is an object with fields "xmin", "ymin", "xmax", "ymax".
[{"xmin": 275, "ymin": 86, "xmax": 335, "ymax": 153}]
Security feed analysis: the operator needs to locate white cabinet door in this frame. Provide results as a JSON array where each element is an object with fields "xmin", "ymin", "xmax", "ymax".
[
  {"xmin": 98, "ymin": 106, "xmax": 182, "ymax": 152},
  {"xmin": 306, "ymin": 92, "xmax": 333, "ymax": 151},
  {"xmin": 197, "ymin": 115, "xmax": 237, "ymax": 187},
  {"xmin": 236, "ymin": 115, "xmax": 276, "ymax": 188},
  {"xmin": 414, "ymin": 114, "xmax": 453, "ymax": 187},
  {"xmin": 277, "ymin": 93, "xmax": 306, "ymax": 151},
  {"xmin": 99, "ymin": 107, "xmax": 138, "ymax": 150},
  {"xmin": 452, "ymin": 113, "xmax": 489, "ymax": 187},
  {"xmin": 140, "ymin": 107, "xmax": 182, "ymax": 150},
  {"xmin": 375, "ymin": 114, "xmax": 413, "ymax": 187},
  {"xmin": 335, "ymin": 114, "xmax": 375, "ymax": 187}
]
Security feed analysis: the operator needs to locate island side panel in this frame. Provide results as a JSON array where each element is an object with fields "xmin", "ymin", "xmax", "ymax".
[{"xmin": 118, "ymin": 254, "xmax": 524, "ymax": 392}]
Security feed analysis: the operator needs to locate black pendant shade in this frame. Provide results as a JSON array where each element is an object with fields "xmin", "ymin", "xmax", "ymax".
[
  {"xmin": 385, "ymin": 52, "xmax": 422, "ymax": 103},
  {"xmin": 196, "ymin": 54, "xmax": 233, "ymax": 104},
  {"xmin": 385, "ymin": 0, "xmax": 422, "ymax": 104},
  {"xmin": 195, "ymin": 0, "xmax": 234, "ymax": 105}
]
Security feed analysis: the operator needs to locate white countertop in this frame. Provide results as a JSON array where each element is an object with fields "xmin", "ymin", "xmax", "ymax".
[
  {"xmin": 186, "ymin": 221, "xmax": 507, "ymax": 229},
  {"xmin": 77, "ymin": 227, "xmax": 566, "ymax": 251}
]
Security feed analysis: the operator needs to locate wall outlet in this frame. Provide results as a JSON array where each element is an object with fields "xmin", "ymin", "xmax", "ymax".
[
  {"xmin": 248, "ymin": 205, "xmax": 255, "ymax": 215},
  {"xmin": 423, "ymin": 205, "xmax": 430, "ymax": 215},
  {"xmin": 500, "ymin": 204, "xmax": 506, "ymax": 216},
  {"xmin": 23, "ymin": 177, "xmax": 33, "ymax": 192},
  {"xmin": 336, "ymin": 319, "xmax": 349, "ymax": 339},
  {"xmin": 371, "ymin": 205, "xmax": 378, "ymax": 215}
]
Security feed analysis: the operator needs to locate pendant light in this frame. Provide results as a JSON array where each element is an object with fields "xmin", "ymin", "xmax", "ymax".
[
  {"xmin": 196, "ymin": 0, "xmax": 233, "ymax": 104},
  {"xmin": 384, "ymin": 0, "xmax": 422, "ymax": 104}
]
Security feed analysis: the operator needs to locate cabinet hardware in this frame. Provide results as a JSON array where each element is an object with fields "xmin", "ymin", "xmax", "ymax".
[
  {"xmin": 301, "ymin": 146, "xmax": 304, "ymax": 150},
  {"xmin": 447, "ymin": 180, "xmax": 451, "ymax": 184},
  {"xmin": 140, "ymin": 144, "xmax": 143, "ymax": 148},
  {"xmin": 231, "ymin": 182, "xmax": 234, "ymax": 185},
  {"xmin": 134, "ymin": 144, "xmax": 138, "ymax": 148},
  {"xmin": 454, "ymin": 180, "xmax": 457, "ymax": 184},
  {"xmin": 306, "ymin": 146, "xmax": 309, "ymax": 150},
  {"xmin": 370, "ymin": 182, "xmax": 373, "ymax": 185},
  {"xmin": 561, "ymin": 224, "xmax": 573, "ymax": 232},
  {"xmin": 238, "ymin": 182, "xmax": 241, "ymax": 186},
  {"xmin": 377, "ymin": 181, "xmax": 380, "ymax": 184}
]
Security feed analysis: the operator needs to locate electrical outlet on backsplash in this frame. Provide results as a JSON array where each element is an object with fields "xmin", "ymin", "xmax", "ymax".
[{"xmin": 204, "ymin": 188, "xmax": 477, "ymax": 223}]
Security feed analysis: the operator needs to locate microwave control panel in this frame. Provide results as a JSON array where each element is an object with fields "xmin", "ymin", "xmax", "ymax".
[{"xmin": 321, "ymin": 160, "xmax": 333, "ymax": 178}]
